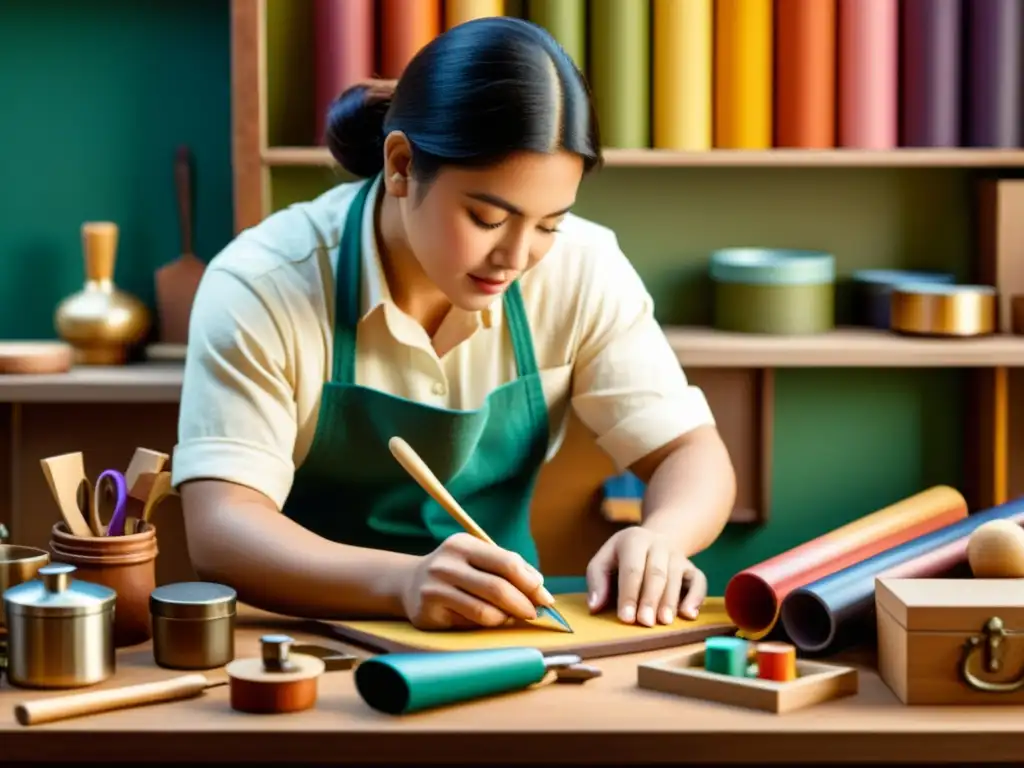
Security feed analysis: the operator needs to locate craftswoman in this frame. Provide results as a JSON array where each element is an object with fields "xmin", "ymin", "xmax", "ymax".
[{"xmin": 173, "ymin": 17, "xmax": 736, "ymax": 631}]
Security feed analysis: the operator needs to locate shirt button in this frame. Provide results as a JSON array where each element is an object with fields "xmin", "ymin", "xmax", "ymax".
[{"xmin": 432, "ymin": 381, "xmax": 447, "ymax": 396}]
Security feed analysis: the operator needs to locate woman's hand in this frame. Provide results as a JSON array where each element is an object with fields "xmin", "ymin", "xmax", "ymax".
[
  {"xmin": 399, "ymin": 533, "xmax": 555, "ymax": 630},
  {"xmin": 586, "ymin": 527, "xmax": 708, "ymax": 626}
]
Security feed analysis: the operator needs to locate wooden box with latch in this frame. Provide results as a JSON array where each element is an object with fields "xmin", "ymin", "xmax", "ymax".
[{"xmin": 876, "ymin": 577, "xmax": 1024, "ymax": 704}]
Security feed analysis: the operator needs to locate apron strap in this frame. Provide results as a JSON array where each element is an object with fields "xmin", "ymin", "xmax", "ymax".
[
  {"xmin": 331, "ymin": 177, "xmax": 375, "ymax": 384},
  {"xmin": 503, "ymin": 281, "xmax": 539, "ymax": 379}
]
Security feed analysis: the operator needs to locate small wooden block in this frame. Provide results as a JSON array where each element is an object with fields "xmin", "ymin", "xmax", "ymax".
[
  {"xmin": 756, "ymin": 641, "xmax": 797, "ymax": 682},
  {"xmin": 704, "ymin": 636, "xmax": 748, "ymax": 676},
  {"xmin": 638, "ymin": 645, "xmax": 858, "ymax": 714}
]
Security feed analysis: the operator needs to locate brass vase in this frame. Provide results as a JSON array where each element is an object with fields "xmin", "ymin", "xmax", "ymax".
[{"xmin": 55, "ymin": 222, "xmax": 152, "ymax": 365}]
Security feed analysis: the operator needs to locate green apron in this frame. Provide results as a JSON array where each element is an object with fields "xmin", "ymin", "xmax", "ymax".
[{"xmin": 282, "ymin": 176, "xmax": 549, "ymax": 569}]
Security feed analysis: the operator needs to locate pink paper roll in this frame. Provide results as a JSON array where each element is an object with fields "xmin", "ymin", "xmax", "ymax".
[
  {"xmin": 313, "ymin": 0, "xmax": 375, "ymax": 145},
  {"xmin": 837, "ymin": 0, "xmax": 898, "ymax": 148}
]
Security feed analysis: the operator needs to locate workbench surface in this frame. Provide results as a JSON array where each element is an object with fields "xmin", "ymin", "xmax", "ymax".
[{"xmin": 2, "ymin": 610, "xmax": 1021, "ymax": 765}]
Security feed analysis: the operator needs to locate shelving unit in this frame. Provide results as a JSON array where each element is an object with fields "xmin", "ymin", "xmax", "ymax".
[
  {"xmin": 262, "ymin": 145, "xmax": 1024, "ymax": 169},
  {"xmin": 228, "ymin": 0, "xmax": 1024, "ymax": 577}
]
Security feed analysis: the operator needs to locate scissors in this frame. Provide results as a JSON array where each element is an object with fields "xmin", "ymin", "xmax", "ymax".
[{"xmin": 83, "ymin": 469, "xmax": 129, "ymax": 537}]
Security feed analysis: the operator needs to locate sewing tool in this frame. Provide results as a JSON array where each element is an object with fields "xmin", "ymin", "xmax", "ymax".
[
  {"xmin": 387, "ymin": 436, "xmax": 573, "ymax": 633},
  {"xmin": 226, "ymin": 634, "xmax": 325, "ymax": 714},
  {"xmin": 354, "ymin": 647, "xmax": 583, "ymax": 715},
  {"xmin": 85, "ymin": 469, "xmax": 129, "ymax": 537},
  {"xmin": 39, "ymin": 453, "xmax": 94, "ymax": 538}
]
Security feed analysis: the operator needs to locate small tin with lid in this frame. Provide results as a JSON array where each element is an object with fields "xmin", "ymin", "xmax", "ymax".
[
  {"xmin": 150, "ymin": 581, "xmax": 237, "ymax": 670},
  {"xmin": 3, "ymin": 562, "xmax": 116, "ymax": 688}
]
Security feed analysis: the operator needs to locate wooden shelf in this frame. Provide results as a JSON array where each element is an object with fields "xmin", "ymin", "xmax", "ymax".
[
  {"xmin": 262, "ymin": 146, "xmax": 1024, "ymax": 169},
  {"xmin": 0, "ymin": 328, "xmax": 1019, "ymax": 404},
  {"xmin": 667, "ymin": 327, "xmax": 1024, "ymax": 368}
]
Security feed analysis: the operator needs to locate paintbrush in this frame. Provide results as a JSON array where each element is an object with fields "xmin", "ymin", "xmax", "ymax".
[{"xmin": 387, "ymin": 436, "xmax": 573, "ymax": 633}]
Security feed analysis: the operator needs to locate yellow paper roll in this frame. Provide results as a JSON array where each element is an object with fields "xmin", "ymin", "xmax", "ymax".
[
  {"xmin": 714, "ymin": 0, "xmax": 773, "ymax": 148},
  {"xmin": 445, "ymin": 0, "xmax": 504, "ymax": 28},
  {"xmin": 654, "ymin": 0, "xmax": 713, "ymax": 150}
]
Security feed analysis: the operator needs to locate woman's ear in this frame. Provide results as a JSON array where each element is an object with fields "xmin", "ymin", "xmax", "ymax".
[{"xmin": 383, "ymin": 131, "xmax": 413, "ymax": 197}]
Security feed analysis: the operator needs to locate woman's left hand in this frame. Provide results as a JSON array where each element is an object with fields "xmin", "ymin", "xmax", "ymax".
[{"xmin": 585, "ymin": 526, "xmax": 707, "ymax": 626}]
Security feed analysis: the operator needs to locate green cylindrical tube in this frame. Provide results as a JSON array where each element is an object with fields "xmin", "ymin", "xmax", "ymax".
[
  {"xmin": 354, "ymin": 647, "xmax": 548, "ymax": 714},
  {"xmin": 528, "ymin": 0, "xmax": 586, "ymax": 71}
]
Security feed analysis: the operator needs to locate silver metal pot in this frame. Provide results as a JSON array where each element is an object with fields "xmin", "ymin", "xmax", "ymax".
[{"xmin": 3, "ymin": 562, "xmax": 116, "ymax": 688}]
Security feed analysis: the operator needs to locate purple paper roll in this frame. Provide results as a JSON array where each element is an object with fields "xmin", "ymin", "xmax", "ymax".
[
  {"xmin": 966, "ymin": 0, "xmax": 1023, "ymax": 147},
  {"xmin": 901, "ymin": 0, "xmax": 962, "ymax": 147}
]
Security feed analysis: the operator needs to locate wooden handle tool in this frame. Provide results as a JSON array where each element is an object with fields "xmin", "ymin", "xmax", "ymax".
[
  {"xmin": 39, "ymin": 452, "xmax": 94, "ymax": 538},
  {"xmin": 14, "ymin": 673, "xmax": 220, "ymax": 726},
  {"xmin": 387, "ymin": 436, "xmax": 573, "ymax": 633}
]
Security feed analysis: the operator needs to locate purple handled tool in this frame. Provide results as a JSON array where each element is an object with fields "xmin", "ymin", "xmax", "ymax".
[{"xmin": 89, "ymin": 469, "xmax": 129, "ymax": 537}]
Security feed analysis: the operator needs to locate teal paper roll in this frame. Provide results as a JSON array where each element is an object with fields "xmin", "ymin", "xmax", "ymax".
[{"xmin": 354, "ymin": 647, "xmax": 548, "ymax": 715}]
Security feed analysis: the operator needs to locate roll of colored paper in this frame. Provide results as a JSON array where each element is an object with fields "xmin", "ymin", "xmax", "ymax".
[
  {"xmin": 313, "ymin": 0, "xmax": 375, "ymax": 145},
  {"xmin": 774, "ymin": 0, "xmax": 837, "ymax": 148},
  {"xmin": 714, "ymin": 0, "xmax": 773, "ymax": 149},
  {"xmin": 724, "ymin": 486, "xmax": 968, "ymax": 638},
  {"xmin": 837, "ymin": 0, "xmax": 898, "ymax": 148},
  {"xmin": 965, "ymin": 0, "xmax": 1023, "ymax": 147},
  {"xmin": 445, "ymin": 0, "xmax": 504, "ymax": 28},
  {"xmin": 590, "ymin": 0, "xmax": 650, "ymax": 148},
  {"xmin": 900, "ymin": 0, "xmax": 962, "ymax": 147},
  {"xmin": 653, "ymin": 0, "xmax": 713, "ymax": 150},
  {"xmin": 780, "ymin": 497, "xmax": 1024, "ymax": 654},
  {"xmin": 380, "ymin": 0, "xmax": 441, "ymax": 78},
  {"xmin": 527, "ymin": 0, "xmax": 586, "ymax": 70}
]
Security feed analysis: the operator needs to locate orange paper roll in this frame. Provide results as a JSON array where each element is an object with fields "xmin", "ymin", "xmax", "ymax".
[
  {"xmin": 381, "ymin": 0, "xmax": 441, "ymax": 78},
  {"xmin": 756, "ymin": 642, "xmax": 796, "ymax": 682},
  {"xmin": 724, "ymin": 486, "xmax": 968, "ymax": 638},
  {"xmin": 445, "ymin": 0, "xmax": 504, "ymax": 28},
  {"xmin": 714, "ymin": 0, "xmax": 773, "ymax": 148},
  {"xmin": 774, "ymin": 0, "xmax": 837, "ymax": 147},
  {"xmin": 654, "ymin": 0, "xmax": 713, "ymax": 150}
]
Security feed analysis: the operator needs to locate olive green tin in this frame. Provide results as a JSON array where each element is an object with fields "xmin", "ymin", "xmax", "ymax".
[{"xmin": 710, "ymin": 248, "xmax": 836, "ymax": 335}]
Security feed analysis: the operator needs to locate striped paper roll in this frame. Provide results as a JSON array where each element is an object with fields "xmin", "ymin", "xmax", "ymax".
[
  {"xmin": 527, "ymin": 0, "xmax": 586, "ymax": 70},
  {"xmin": 313, "ymin": 0, "xmax": 375, "ymax": 145},
  {"xmin": 901, "ymin": 0, "xmax": 962, "ymax": 147},
  {"xmin": 653, "ymin": 0, "xmax": 713, "ymax": 150},
  {"xmin": 590, "ymin": 0, "xmax": 651, "ymax": 148},
  {"xmin": 380, "ymin": 0, "xmax": 441, "ymax": 78},
  {"xmin": 966, "ymin": 0, "xmax": 1023, "ymax": 147},
  {"xmin": 714, "ymin": 0, "xmax": 773, "ymax": 149},
  {"xmin": 445, "ymin": 0, "xmax": 504, "ymax": 29},
  {"xmin": 837, "ymin": 0, "xmax": 898, "ymax": 148},
  {"xmin": 774, "ymin": 0, "xmax": 837, "ymax": 148}
]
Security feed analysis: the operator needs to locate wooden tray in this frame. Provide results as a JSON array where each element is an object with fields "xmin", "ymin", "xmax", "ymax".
[
  {"xmin": 323, "ymin": 593, "xmax": 735, "ymax": 660},
  {"xmin": 637, "ymin": 644, "xmax": 858, "ymax": 713}
]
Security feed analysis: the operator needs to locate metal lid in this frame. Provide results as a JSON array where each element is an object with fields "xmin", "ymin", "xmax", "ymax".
[
  {"xmin": 150, "ymin": 581, "xmax": 237, "ymax": 620},
  {"xmin": 2, "ymin": 563, "xmax": 116, "ymax": 618}
]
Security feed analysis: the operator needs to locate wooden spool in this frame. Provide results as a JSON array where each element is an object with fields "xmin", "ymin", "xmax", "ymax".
[{"xmin": 226, "ymin": 634, "xmax": 325, "ymax": 714}]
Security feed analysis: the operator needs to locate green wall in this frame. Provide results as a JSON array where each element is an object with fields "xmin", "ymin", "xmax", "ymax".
[{"xmin": 4, "ymin": 0, "xmax": 970, "ymax": 592}]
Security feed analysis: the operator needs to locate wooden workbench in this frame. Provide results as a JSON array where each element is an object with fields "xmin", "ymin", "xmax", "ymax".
[{"xmin": 2, "ymin": 611, "xmax": 1023, "ymax": 765}]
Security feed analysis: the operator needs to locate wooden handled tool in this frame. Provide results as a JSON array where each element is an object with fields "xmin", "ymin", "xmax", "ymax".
[
  {"xmin": 387, "ymin": 436, "xmax": 573, "ymax": 633},
  {"xmin": 15, "ymin": 673, "xmax": 217, "ymax": 726},
  {"xmin": 13, "ymin": 645, "xmax": 355, "ymax": 726},
  {"xmin": 39, "ymin": 452, "xmax": 94, "ymax": 538}
]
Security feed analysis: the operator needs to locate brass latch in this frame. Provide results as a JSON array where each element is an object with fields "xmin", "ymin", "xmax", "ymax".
[{"xmin": 960, "ymin": 616, "xmax": 1024, "ymax": 693}]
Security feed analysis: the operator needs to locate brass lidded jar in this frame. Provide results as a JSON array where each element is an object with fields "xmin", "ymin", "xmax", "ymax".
[
  {"xmin": 150, "ymin": 582, "xmax": 237, "ymax": 670},
  {"xmin": 3, "ymin": 562, "xmax": 116, "ymax": 688}
]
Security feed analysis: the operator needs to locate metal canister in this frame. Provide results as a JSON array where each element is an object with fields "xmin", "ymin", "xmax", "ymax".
[
  {"xmin": 150, "ymin": 582, "xmax": 237, "ymax": 670},
  {"xmin": 3, "ymin": 562, "xmax": 116, "ymax": 688}
]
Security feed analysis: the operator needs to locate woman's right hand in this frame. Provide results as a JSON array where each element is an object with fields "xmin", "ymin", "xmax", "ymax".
[{"xmin": 399, "ymin": 533, "xmax": 556, "ymax": 629}]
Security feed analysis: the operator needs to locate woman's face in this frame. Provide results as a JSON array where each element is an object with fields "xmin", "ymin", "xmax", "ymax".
[{"xmin": 385, "ymin": 142, "xmax": 584, "ymax": 312}]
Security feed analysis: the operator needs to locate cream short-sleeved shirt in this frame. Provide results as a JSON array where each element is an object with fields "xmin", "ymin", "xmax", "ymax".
[{"xmin": 171, "ymin": 176, "xmax": 715, "ymax": 509}]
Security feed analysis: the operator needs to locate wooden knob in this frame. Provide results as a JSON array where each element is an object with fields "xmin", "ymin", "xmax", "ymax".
[{"xmin": 226, "ymin": 634, "xmax": 325, "ymax": 714}]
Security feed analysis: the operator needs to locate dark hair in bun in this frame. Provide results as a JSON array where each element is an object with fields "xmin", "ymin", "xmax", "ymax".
[{"xmin": 324, "ymin": 17, "xmax": 601, "ymax": 181}]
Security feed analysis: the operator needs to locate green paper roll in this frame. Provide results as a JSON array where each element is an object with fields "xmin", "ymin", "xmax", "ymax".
[
  {"xmin": 528, "ymin": 0, "xmax": 586, "ymax": 71},
  {"xmin": 590, "ymin": 0, "xmax": 651, "ymax": 148},
  {"xmin": 355, "ymin": 647, "xmax": 549, "ymax": 714}
]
